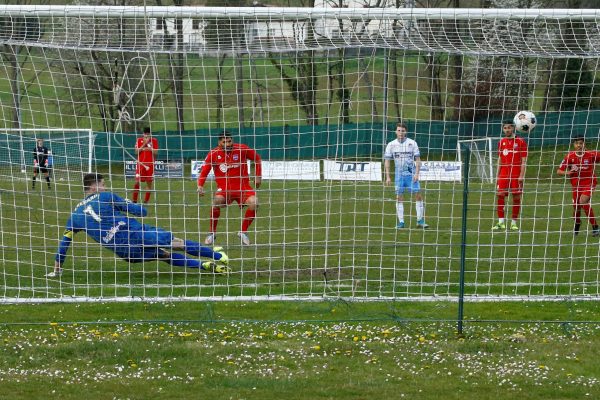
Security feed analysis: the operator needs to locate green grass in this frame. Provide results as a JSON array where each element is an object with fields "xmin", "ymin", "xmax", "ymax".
[
  {"xmin": 1, "ymin": 301, "xmax": 600, "ymax": 399},
  {"xmin": 0, "ymin": 147, "xmax": 598, "ymax": 302}
]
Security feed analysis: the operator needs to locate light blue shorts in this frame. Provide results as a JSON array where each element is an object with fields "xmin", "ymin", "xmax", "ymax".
[{"xmin": 395, "ymin": 175, "xmax": 421, "ymax": 195}]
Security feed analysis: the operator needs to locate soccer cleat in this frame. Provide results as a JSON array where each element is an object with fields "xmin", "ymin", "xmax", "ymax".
[
  {"xmin": 238, "ymin": 232, "xmax": 251, "ymax": 246},
  {"xmin": 510, "ymin": 222, "xmax": 519, "ymax": 231},
  {"xmin": 492, "ymin": 222, "xmax": 506, "ymax": 231},
  {"xmin": 201, "ymin": 261, "xmax": 230, "ymax": 274},
  {"xmin": 204, "ymin": 232, "xmax": 215, "ymax": 245},
  {"xmin": 46, "ymin": 268, "xmax": 63, "ymax": 278},
  {"xmin": 396, "ymin": 221, "xmax": 405, "ymax": 229},
  {"xmin": 417, "ymin": 219, "xmax": 429, "ymax": 229},
  {"xmin": 592, "ymin": 225, "xmax": 600, "ymax": 237},
  {"xmin": 213, "ymin": 247, "xmax": 229, "ymax": 266},
  {"xmin": 574, "ymin": 223, "xmax": 581, "ymax": 236}
]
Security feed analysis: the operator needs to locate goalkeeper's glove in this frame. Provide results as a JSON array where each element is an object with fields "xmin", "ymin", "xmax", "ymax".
[
  {"xmin": 44, "ymin": 159, "xmax": 49, "ymax": 167},
  {"xmin": 34, "ymin": 159, "xmax": 38, "ymax": 166}
]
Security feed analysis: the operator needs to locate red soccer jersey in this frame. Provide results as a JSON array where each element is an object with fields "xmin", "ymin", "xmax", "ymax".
[
  {"xmin": 498, "ymin": 136, "xmax": 528, "ymax": 175},
  {"xmin": 136, "ymin": 136, "xmax": 158, "ymax": 164},
  {"xmin": 558, "ymin": 150, "xmax": 600, "ymax": 188},
  {"xmin": 197, "ymin": 143, "xmax": 262, "ymax": 190}
]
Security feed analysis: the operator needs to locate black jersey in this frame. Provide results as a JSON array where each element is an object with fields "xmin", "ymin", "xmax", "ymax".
[{"xmin": 33, "ymin": 145, "xmax": 49, "ymax": 166}]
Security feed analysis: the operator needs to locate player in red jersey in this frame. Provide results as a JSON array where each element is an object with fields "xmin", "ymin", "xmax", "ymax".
[
  {"xmin": 197, "ymin": 131, "xmax": 262, "ymax": 246},
  {"xmin": 133, "ymin": 127, "xmax": 158, "ymax": 204},
  {"xmin": 557, "ymin": 136, "xmax": 600, "ymax": 237},
  {"xmin": 492, "ymin": 120, "xmax": 528, "ymax": 231}
]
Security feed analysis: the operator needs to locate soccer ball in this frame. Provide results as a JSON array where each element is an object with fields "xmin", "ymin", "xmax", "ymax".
[{"xmin": 513, "ymin": 111, "xmax": 537, "ymax": 133}]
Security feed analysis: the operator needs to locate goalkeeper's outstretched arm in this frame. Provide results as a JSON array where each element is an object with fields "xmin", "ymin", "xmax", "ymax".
[{"xmin": 48, "ymin": 230, "xmax": 74, "ymax": 277}]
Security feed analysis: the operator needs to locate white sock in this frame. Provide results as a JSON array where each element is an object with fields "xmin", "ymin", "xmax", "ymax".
[
  {"xmin": 512, "ymin": 219, "xmax": 517, "ymax": 225},
  {"xmin": 499, "ymin": 218, "xmax": 505, "ymax": 224},
  {"xmin": 416, "ymin": 200, "xmax": 424, "ymax": 221},
  {"xmin": 396, "ymin": 202, "xmax": 404, "ymax": 223}
]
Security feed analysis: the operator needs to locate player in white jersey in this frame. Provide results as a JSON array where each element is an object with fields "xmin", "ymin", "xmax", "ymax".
[{"xmin": 384, "ymin": 122, "xmax": 429, "ymax": 229}]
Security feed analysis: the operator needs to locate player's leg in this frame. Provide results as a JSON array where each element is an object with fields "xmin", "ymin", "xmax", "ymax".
[
  {"xmin": 32, "ymin": 166, "xmax": 39, "ymax": 188},
  {"xmin": 578, "ymin": 191, "xmax": 598, "ymax": 235},
  {"xmin": 412, "ymin": 182, "xmax": 428, "ymax": 228},
  {"xmin": 156, "ymin": 249, "xmax": 228, "ymax": 273},
  {"xmin": 239, "ymin": 191, "xmax": 258, "ymax": 245},
  {"xmin": 44, "ymin": 170, "xmax": 51, "ymax": 188},
  {"xmin": 132, "ymin": 175, "xmax": 141, "ymax": 203},
  {"xmin": 170, "ymin": 238, "xmax": 230, "ymax": 272},
  {"xmin": 205, "ymin": 194, "xmax": 227, "ymax": 245},
  {"xmin": 572, "ymin": 190, "xmax": 582, "ymax": 235},
  {"xmin": 144, "ymin": 179, "xmax": 153, "ymax": 204},
  {"xmin": 493, "ymin": 176, "xmax": 508, "ymax": 230},
  {"xmin": 509, "ymin": 179, "xmax": 523, "ymax": 230},
  {"xmin": 394, "ymin": 176, "xmax": 407, "ymax": 228}
]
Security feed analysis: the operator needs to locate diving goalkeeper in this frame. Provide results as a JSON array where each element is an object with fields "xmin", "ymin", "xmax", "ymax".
[{"xmin": 47, "ymin": 173, "xmax": 229, "ymax": 277}]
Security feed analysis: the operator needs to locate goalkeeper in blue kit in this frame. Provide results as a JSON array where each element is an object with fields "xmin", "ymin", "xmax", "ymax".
[{"xmin": 46, "ymin": 173, "xmax": 229, "ymax": 277}]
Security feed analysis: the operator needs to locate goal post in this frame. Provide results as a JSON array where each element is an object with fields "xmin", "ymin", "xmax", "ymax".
[
  {"xmin": 0, "ymin": 129, "xmax": 95, "ymax": 181},
  {"xmin": 1, "ymin": 5, "xmax": 600, "ymax": 303},
  {"xmin": 457, "ymin": 138, "xmax": 496, "ymax": 184}
]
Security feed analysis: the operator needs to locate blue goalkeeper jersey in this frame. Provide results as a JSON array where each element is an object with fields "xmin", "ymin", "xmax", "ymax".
[{"xmin": 55, "ymin": 191, "xmax": 172, "ymax": 263}]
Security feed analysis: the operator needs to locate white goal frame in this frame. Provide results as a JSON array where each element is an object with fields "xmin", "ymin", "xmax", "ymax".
[
  {"xmin": 2, "ymin": 6, "xmax": 600, "ymax": 303},
  {"xmin": 0, "ymin": 128, "xmax": 94, "ymax": 175}
]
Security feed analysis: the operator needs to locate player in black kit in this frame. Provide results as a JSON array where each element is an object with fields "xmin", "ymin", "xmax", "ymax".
[{"xmin": 32, "ymin": 138, "xmax": 51, "ymax": 189}]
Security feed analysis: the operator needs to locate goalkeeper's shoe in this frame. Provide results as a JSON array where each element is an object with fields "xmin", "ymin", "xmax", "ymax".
[
  {"xmin": 46, "ymin": 268, "xmax": 63, "ymax": 278},
  {"xmin": 238, "ymin": 232, "xmax": 251, "ymax": 246},
  {"xmin": 592, "ymin": 225, "xmax": 600, "ymax": 237},
  {"xmin": 510, "ymin": 221, "xmax": 519, "ymax": 231},
  {"xmin": 492, "ymin": 222, "xmax": 506, "ymax": 231},
  {"xmin": 204, "ymin": 232, "xmax": 215, "ymax": 245},
  {"xmin": 201, "ymin": 261, "xmax": 230, "ymax": 274},
  {"xmin": 213, "ymin": 247, "xmax": 229, "ymax": 266}
]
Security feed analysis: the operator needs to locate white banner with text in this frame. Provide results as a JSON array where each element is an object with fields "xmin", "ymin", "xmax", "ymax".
[
  {"xmin": 419, "ymin": 161, "xmax": 462, "ymax": 182},
  {"xmin": 323, "ymin": 160, "xmax": 382, "ymax": 181}
]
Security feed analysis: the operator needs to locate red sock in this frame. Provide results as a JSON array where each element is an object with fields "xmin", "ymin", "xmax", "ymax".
[
  {"xmin": 132, "ymin": 182, "xmax": 140, "ymax": 203},
  {"xmin": 582, "ymin": 204, "xmax": 597, "ymax": 226},
  {"xmin": 497, "ymin": 196, "xmax": 505, "ymax": 219},
  {"xmin": 144, "ymin": 191, "xmax": 151, "ymax": 203},
  {"xmin": 511, "ymin": 196, "xmax": 521, "ymax": 219},
  {"xmin": 241, "ymin": 209, "xmax": 256, "ymax": 232},
  {"xmin": 210, "ymin": 207, "xmax": 221, "ymax": 232}
]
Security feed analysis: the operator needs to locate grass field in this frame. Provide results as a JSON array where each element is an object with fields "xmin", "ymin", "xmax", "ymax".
[
  {"xmin": 0, "ymin": 147, "xmax": 599, "ymax": 302},
  {"xmin": 1, "ymin": 301, "xmax": 600, "ymax": 399}
]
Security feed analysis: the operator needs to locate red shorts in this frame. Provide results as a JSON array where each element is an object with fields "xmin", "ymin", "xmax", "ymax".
[
  {"xmin": 136, "ymin": 164, "xmax": 154, "ymax": 182},
  {"xmin": 215, "ymin": 186, "xmax": 256, "ymax": 206},
  {"xmin": 572, "ymin": 186, "xmax": 595, "ymax": 203},
  {"xmin": 497, "ymin": 175, "xmax": 522, "ymax": 195}
]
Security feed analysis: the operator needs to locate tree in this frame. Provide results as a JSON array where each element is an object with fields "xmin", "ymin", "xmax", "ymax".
[
  {"xmin": 269, "ymin": 0, "xmax": 320, "ymax": 125},
  {"xmin": 0, "ymin": 1, "xmax": 44, "ymax": 129},
  {"xmin": 544, "ymin": 0, "xmax": 600, "ymax": 111}
]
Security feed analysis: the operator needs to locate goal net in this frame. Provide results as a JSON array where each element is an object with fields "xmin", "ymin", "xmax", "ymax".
[
  {"xmin": 457, "ymin": 138, "xmax": 497, "ymax": 184},
  {"xmin": 1, "ymin": 5, "xmax": 599, "ymax": 302}
]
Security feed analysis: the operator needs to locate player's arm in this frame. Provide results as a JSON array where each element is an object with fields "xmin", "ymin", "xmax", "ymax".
[
  {"xmin": 32, "ymin": 148, "xmax": 38, "ymax": 166},
  {"xmin": 518, "ymin": 139, "xmax": 528, "ymax": 182},
  {"xmin": 197, "ymin": 154, "xmax": 213, "ymax": 196},
  {"xmin": 152, "ymin": 138, "xmax": 158, "ymax": 157},
  {"xmin": 49, "ymin": 218, "xmax": 77, "ymax": 277},
  {"xmin": 518, "ymin": 156, "xmax": 527, "ymax": 182},
  {"xmin": 112, "ymin": 193, "xmax": 147, "ymax": 217},
  {"xmin": 384, "ymin": 159, "xmax": 392, "ymax": 185},
  {"xmin": 557, "ymin": 157, "xmax": 572, "ymax": 176},
  {"xmin": 414, "ymin": 154, "xmax": 421, "ymax": 182},
  {"xmin": 248, "ymin": 147, "xmax": 262, "ymax": 188}
]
